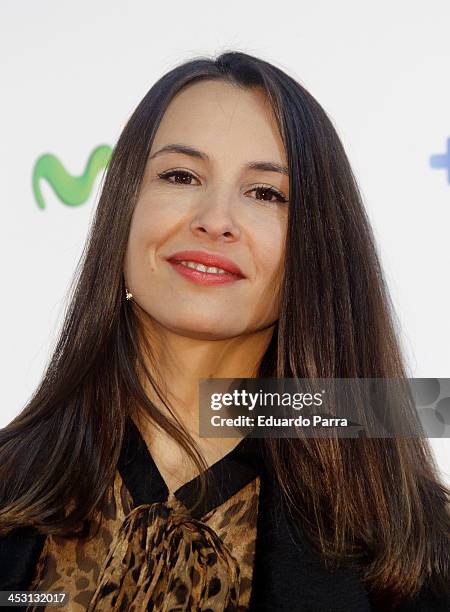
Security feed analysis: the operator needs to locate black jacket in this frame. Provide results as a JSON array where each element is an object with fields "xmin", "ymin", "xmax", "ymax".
[{"xmin": 0, "ymin": 420, "xmax": 448, "ymax": 611}]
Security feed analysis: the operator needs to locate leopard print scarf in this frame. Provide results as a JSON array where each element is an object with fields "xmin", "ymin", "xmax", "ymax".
[
  {"xmin": 87, "ymin": 494, "xmax": 241, "ymax": 610},
  {"xmin": 27, "ymin": 421, "xmax": 262, "ymax": 611}
]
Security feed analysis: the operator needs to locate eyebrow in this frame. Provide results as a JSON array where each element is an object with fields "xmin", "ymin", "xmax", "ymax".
[{"xmin": 148, "ymin": 143, "xmax": 289, "ymax": 176}]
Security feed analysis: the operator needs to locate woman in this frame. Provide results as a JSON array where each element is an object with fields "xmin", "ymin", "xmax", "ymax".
[{"xmin": 0, "ymin": 51, "xmax": 449, "ymax": 611}]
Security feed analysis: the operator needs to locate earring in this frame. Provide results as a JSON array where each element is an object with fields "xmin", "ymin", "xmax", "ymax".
[{"xmin": 125, "ymin": 287, "xmax": 133, "ymax": 301}]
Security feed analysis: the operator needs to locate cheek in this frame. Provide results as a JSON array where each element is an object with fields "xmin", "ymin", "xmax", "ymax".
[
  {"xmin": 128, "ymin": 200, "xmax": 176, "ymax": 259},
  {"xmin": 124, "ymin": 211, "xmax": 160, "ymax": 285},
  {"xmin": 253, "ymin": 222, "xmax": 286, "ymax": 286},
  {"xmin": 249, "ymin": 221, "xmax": 286, "ymax": 323}
]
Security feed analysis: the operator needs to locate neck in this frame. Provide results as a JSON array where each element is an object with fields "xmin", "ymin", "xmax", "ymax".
[{"xmin": 136, "ymin": 313, "xmax": 276, "ymax": 430}]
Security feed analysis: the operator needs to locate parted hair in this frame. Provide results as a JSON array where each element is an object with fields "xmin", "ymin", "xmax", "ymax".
[{"xmin": 1, "ymin": 50, "xmax": 449, "ymax": 608}]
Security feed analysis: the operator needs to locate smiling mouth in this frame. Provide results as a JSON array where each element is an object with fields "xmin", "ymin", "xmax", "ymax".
[
  {"xmin": 166, "ymin": 249, "xmax": 245, "ymax": 276},
  {"xmin": 174, "ymin": 260, "xmax": 231, "ymax": 275},
  {"xmin": 167, "ymin": 259, "xmax": 244, "ymax": 285}
]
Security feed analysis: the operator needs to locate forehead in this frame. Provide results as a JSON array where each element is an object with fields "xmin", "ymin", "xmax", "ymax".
[{"xmin": 150, "ymin": 80, "xmax": 286, "ymax": 163}]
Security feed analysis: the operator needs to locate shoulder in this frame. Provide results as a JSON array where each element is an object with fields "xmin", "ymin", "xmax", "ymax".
[
  {"xmin": 251, "ymin": 461, "xmax": 372, "ymax": 611},
  {"xmin": 385, "ymin": 583, "xmax": 450, "ymax": 612},
  {"xmin": 252, "ymin": 461, "xmax": 450, "ymax": 612},
  {"xmin": 0, "ymin": 526, "xmax": 46, "ymax": 589}
]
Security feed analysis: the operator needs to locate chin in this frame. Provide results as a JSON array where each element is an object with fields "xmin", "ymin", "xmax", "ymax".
[
  {"xmin": 178, "ymin": 329, "xmax": 240, "ymax": 340},
  {"xmin": 168, "ymin": 316, "xmax": 245, "ymax": 340}
]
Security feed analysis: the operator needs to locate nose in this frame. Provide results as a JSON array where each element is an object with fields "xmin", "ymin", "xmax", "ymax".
[{"xmin": 189, "ymin": 191, "xmax": 241, "ymax": 241}]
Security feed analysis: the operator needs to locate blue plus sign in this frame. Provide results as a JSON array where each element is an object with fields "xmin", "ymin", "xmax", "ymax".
[{"xmin": 430, "ymin": 138, "xmax": 450, "ymax": 183}]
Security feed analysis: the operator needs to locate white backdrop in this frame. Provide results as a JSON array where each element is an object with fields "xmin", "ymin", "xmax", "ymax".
[{"xmin": 1, "ymin": 0, "xmax": 449, "ymax": 482}]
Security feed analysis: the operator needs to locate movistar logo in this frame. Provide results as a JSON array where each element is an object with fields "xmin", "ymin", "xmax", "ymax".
[
  {"xmin": 32, "ymin": 145, "xmax": 112, "ymax": 209},
  {"xmin": 430, "ymin": 138, "xmax": 450, "ymax": 183}
]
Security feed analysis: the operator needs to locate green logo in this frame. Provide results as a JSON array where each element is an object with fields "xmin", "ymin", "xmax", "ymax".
[{"xmin": 32, "ymin": 144, "xmax": 112, "ymax": 209}]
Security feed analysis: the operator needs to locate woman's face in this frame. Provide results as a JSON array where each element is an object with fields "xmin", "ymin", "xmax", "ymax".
[{"xmin": 124, "ymin": 80, "xmax": 289, "ymax": 340}]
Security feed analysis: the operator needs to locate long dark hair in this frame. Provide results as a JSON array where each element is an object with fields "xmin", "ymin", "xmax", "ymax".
[{"xmin": 1, "ymin": 50, "xmax": 448, "ymax": 607}]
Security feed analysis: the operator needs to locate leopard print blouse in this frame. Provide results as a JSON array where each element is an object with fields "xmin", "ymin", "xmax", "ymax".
[{"xmin": 26, "ymin": 418, "xmax": 262, "ymax": 611}]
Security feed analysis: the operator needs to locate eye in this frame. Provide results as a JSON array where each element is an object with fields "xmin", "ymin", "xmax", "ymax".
[
  {"xmin": 157, "ymin": 169, "xmax": 200, "ymax": 185},
  {"xmin": 247, "ymin": 185, "xmax": 288, "ymax": 204},
  {"xmin": 156, "ymin": 170, "xmax": 288, "ymax": 204}
]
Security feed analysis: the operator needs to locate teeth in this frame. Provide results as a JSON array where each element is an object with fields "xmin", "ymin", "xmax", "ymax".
[{"xmin": 179, "ymin": 260, "xmax": 228, "ymax": 274}]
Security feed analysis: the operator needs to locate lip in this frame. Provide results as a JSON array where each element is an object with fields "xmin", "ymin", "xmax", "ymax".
[{"xmin": 166, "ymin": 250, "xmax": 246, "ymax": 286}]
